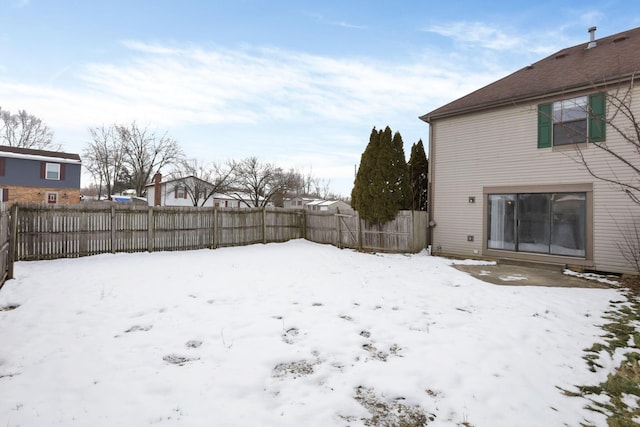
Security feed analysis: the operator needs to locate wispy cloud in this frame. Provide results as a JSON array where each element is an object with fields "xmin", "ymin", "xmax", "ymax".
[
  {"xmin": 578, "ymin": 10, "xmax": 605, "ymax": 27},
  {"xmin": 423, "ymin": 21, "xmax": 575, "ymax": 56},
  {"xmin": 307, "ymin": 13, "xmax": 366, "ymax": 30},
  {"xmin": 426, "ymin": 22, "xmax": 522, "ymax": 51},
  {"xmin": 2, "ymin": 40, "xmax": 497, "ymax": 131},
  {"xmin": 330, "ymin": 21, "xmax": 366, "ymax": 30}
]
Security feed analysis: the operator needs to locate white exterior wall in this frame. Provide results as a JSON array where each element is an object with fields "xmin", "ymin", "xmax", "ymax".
[
  {"xmin": 146, "ymin": 182, "xmax": 216, "ymax": 207},
  {"xmin": 146, "ymin": 187, "xmax": 155, "ymax": 206},
  {"xmin": 146, "ymin": 185, "xmax": 255, "ymax": 209},
  {"xmin": 430, "ymin": 85, "xmax": 640, "ymax": 274}
]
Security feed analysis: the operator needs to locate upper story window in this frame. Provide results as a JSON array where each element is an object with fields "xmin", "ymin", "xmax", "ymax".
[
  {"xmin": 538, "ymin": 93, "xmax": 606, "ymax": 148},
  {"xmin": 552, "ymin": 96, "xmax": 587, "ymax": 145},
  {"xmin": 45, "ymin": 163, "xmax": 61, "ymax": 180},
  {"xmin": 174, "ymin": 185, "xmax": 186, "ymax": 199}
]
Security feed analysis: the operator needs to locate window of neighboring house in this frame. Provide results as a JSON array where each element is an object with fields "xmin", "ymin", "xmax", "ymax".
[
  {"xmin": 487, "ymin": 192, "xmax": 586, "ymax": 257},
  {"xmin": 45, "ymin": 163, "xmax": 61, "ymax": 180},
  {"xmin": 175, "ymin": 186, "xmax": 187, "ymax": 199},
  {"xmin": 538, "ymin": 93, "xmax": 605, "ymax": 148},
  {"xmin": 46, "ymin": 192, "xmax": 58, "ymax": 204},
  {"xmin": 0, "ymin": 188, "xmax": 8, "ymax": 202}
]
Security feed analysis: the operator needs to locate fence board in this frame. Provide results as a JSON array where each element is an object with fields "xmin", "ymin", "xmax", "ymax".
[
  {"xmin": 0, "ymin": 202, "xmax": 10, "ymax": 288},
  {"xmin": 11, "ymin": 204, "xmax": 427, "ymax": 262}
]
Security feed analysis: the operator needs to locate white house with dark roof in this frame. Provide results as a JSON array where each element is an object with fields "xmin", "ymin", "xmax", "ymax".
[{"xmin": 146, "ymin": 173, "xmax": 268, "ymax": 208}]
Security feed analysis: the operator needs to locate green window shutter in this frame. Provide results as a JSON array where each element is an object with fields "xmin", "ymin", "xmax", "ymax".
[
  {"xmin": 537, "ymin": 103, "xmax": 552, "ymax": 148},
  {"xmin": 589, "ymin": 93, "xmax": 606, "ymax": 143}
]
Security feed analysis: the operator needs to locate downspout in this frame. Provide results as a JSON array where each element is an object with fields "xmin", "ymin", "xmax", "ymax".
[{"xmin": 427, "ymin": 121, "xmax": 435, "ymax": 250}]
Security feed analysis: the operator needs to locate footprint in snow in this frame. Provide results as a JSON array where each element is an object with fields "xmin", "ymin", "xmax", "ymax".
[
  {"xmin": 163, "ymin": 354, "xmax": 199, "ymax": 365},
  {"xmin": 282, "ymin": 327, "xmax": 300, "ymax": 344},
  {"xmin": 272, "ymin": 359, "xmax": 317, "ymax": 379},
  {"xmin": 185, "ymin": 340, "xmax": 202, "ymax": 348},
  {"xmin": 0, "ymin": 304, "xmax": 19, "ymax": 311},
  {"xmin": 124, "ymin": 325, "xmax": 153, "ymax": 333}
]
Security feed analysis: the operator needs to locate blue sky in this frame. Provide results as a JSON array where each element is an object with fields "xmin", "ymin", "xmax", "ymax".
[{"xmin": 1, "ymin": 0, "xmax": 638, "ymax": 195}]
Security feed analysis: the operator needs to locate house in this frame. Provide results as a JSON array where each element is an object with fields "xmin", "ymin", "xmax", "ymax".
[
  {"xmin": 304, "ymin": 199, "xmax": 354, "ymax": 214},
  {"xmin": 283, "ymin": 196, "xmax": 354, "ymax": 214},
  {"xmin": 0, "ymin": 145, "xmax": 82, "ymax": 205},
  {"xmin": 283, "ymin": 196, "xmax": 316, "ymax": 209},
  {"xmin": 420, "ymin": 26, "xmax": 640, "ymax": 274},
  {"xmin": 146, "ymin": 173, "xmax": 259, "ymax": 208}
]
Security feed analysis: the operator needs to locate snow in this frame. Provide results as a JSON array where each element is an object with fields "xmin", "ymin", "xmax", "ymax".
[
  {"xmin": 0, "ymin": 150, "xmax": 81, "ymax": 164},
  {"xmin": 563, "ymin": 269, "xmax": 621, "ymax": 286},
  {"xmin": 0, "ymin": 240, "xmax": 622, "ymax": 426}
]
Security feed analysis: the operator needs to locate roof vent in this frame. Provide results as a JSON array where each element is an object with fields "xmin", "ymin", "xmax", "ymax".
[
  {"xmin": 587, "ymin": 26, "xmax": 597, "ymax": 49},
  {"xmin": 613, "ymin": 35, "xmax": 628, "ymax": 43}
]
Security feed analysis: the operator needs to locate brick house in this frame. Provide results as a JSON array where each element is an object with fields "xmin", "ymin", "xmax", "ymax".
[
  {"xmin": 420, "ymin": 26, "xmax": 640, "ymax": 274},
  {"xmin": 0, "ymin": 146, "xmax": 82, "ymax": 205}
]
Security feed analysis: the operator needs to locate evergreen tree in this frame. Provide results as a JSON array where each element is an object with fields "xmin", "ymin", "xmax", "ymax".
[
  {"xmin": 390, "ymin": 130, "xmax": 411, "ymax": 210},
  {"xmin": 407, "ymin": 139, "xmax": 428, "ymax": 211},
  {"xmin": 351, "ymin": 126, "xmax": 410, "ymax": 224},
  {"xmin": 351, "ymin": 127, "xmax": 381, "ymax": 217}
]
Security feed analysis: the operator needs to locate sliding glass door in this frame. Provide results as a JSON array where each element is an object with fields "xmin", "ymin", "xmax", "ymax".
[
  {"xmin": 487, "ymin": 195, "xmax": 516, "ymax": 250},
  {"xmin": 487, "ymin": 192, "xmax": 585, "ymax": 257}
]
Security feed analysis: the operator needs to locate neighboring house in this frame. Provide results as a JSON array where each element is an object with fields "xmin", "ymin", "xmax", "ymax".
[
  {"xmin": 146, "ymin": 174, "xmax": 217, "ymax": 207},
  {"xmin": 283, "ymin": 196, "xmax": 354, "ymax": 214},
  {"xmin": 212, "ymin": 192, "xmax": 255, "ymax": 209},
  {"xmin": 283, "ymin": 196, "xmax": 316, "ymax": 209},
  {"xmin": 0, "ymin": 145, "xmax": 82, "ymax": 205},
  {"xmin": 146, "ymin": 174, "xmax": 261, "ymax": 208},
  {"xmin": 420, "ymin": 26, "xmax": 640, "ymax": 274},
  {"xmin": 304, "ymin": 199, "xmax": 354, "ymax": 214}
]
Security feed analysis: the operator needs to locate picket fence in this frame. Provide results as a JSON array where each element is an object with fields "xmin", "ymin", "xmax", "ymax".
[{"xmin": 7, "ymin": 203, "xmax": 428, "ymax": 263}]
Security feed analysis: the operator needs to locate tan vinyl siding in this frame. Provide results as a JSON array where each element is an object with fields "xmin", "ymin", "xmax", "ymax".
[{"xmin": 430, "ymin": 85, "xmax": 640, "ymax": 274}]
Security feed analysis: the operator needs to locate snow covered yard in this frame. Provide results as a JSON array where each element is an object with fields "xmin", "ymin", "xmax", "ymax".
[{"xmin": 0, "ymin": 240, "xmax": 623, "ymax": 426}]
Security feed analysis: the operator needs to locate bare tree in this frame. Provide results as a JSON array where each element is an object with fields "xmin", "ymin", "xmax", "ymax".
[
  {"xmin": 565, "ymin": 77, "xmax": 640, "ymax": 273},
  {"xmin": 285, "ymin": 168, "xmax": 337, "ymax": 199},
  {"xmin": 0, "ymin": 107, "xmax": 58, "ymax": 150},
  {"xmin": 116, "ymin": 122, "xmax": 183, "ymax": 197},
  {"xmin": 570, "ymin": 76, "xmax": 640, "ymax": 204},
  {"xmin": 230, "ymin": 157, "xmax": 296, "ymax": 207},
  {"xmin": 170, "ymin": 159, "xmax": 237, "ymax": 207},
  {"xmin": 83, "ymin": 125, "xmax": 126, "ymax": 199}
]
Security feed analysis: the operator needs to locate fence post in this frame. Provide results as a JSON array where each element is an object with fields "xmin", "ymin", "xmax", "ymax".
[
  {"xmin": 262, "ymin": 207, "xmax": 267, "ymax": 244},
  {"xmin": 8, "ymin": 203, "xmax": 18, "ymax": 279},
  {"xmin": 147, "ymin": 207, "xmax": 154, "ymax": 253},
  {"xmin": 212, "ymin": 208, "xmax": 218, "ymax": 249},
  {"xmin": 356, "ymin": 211, "xmax": 362, "ymax": 251},
  {"xmin": 110, "ymin": 204, "xmax": 116, "ymax": 254},
  {"xmin": 302, "ymin": 209, "xmax": 307, "ymax": 240},
  {"xmin": 336, "ymin": 209, "xmax": 341, "ymax": 249}
]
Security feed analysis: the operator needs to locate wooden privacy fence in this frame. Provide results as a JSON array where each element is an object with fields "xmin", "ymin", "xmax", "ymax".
[{"xmin": 11, "ymin": 203, "xmax": 428, "ymax": 261}]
